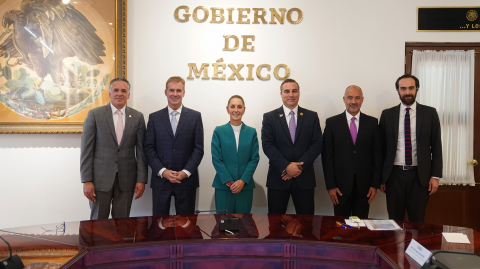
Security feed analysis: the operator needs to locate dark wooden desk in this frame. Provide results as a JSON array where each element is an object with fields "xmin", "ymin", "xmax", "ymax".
[{"xmin": 1, "ymin": 215, "xmax": 478, "ymax": 268}]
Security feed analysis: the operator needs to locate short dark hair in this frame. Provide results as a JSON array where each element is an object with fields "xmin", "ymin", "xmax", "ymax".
[
  {"xmin": 109, "ymin": 77, "xmax": 131, "ymax": 92},
  {"xmin": 280, "ymin": 78, "xmax": 300, "ymax": 91},
  {"xmin": 228, "ymin": 95, "xmax": 245, "ymax": 106},
  {"xmin": 395, "ymin": 74, "xmax": 419, "ymax": 89}
]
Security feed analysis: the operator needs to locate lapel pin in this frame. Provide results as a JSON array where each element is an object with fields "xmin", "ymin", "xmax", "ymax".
[
  {"xmin": 129, "ymin": 115, "xmax": 131, "ymax": 118},
  {"xmin": 280, "ymin": 114, "xmax": 284, "ymax": 117},
  {"xmin": 300, "ymin": 112, "xmax": 304, "ymax": 116}
]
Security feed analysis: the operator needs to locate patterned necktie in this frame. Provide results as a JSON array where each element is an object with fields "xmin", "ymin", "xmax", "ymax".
[
  {"xmin": 289, "ymin": 110, "xmax": 296, "ymax": 143},
  {"xmin": 350, "ymin": 117, "xmax": 357, "ymax": 144},
  {"xmin": 115, "ymin": 110, "xmax": 123, "ymax": 146},
  {"xmin": 171, "ymin": 111, "xmax": 179, "ymax": 135},
  {"xmin": 404, "ymin": 108, "xmax": 412, "ymax": 165}
]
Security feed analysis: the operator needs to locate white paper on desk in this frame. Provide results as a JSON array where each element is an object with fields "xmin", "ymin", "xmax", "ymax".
[
  {"xmin": 345, "ymin": 219, "xmax": 366, "ymax": 227},
  {"xmin": 442, "ymin": 232, "xmax": 471, "ymax": 244}
]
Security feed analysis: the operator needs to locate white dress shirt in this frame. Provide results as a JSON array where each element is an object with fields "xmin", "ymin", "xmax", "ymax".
[
  {"xmin": 345, "ymin": 111, "xmax": 360, "ymax": 132},
  {"xmin": 283, "ymin": 105, "xmax": 298, "ymax": 127},
  {"xmin": 110, "ymin": 103, "xmax": 126, "ymax": 131},
  {"xmin": 231, "ymin": 123, "xmax": 242, "ymax": 151},
  {"xmin": 158, "ymin": 105, "xmax": 191, "ymax": 178},
  {"xmin": 394, "ymin": 102, "xmax": 418, "ymax": 166}
]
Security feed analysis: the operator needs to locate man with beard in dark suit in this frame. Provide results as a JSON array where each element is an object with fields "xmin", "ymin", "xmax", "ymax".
[{"xmin": 379, "ymin": 74, "xmax": 442, "ymax": 223}]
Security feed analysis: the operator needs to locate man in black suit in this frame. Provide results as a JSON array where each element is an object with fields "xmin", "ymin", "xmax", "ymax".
[
  {"xmin": 379, "ymin": 74, "xmax": 442, "ymax": 223},
  {"xmin": 322, "ymin": 85, "xmax": 382, "ymax": 218},
  {"xmin": 261, "ymin": 78, "xmax": 323, "ymax": 215},
  {"xmin": 144, "ymin": 76, "xmax": 204, "ymax": 216}
]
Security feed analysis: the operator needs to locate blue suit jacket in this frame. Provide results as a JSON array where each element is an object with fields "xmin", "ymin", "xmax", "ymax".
[
  {"xmin": 211, "ymin": 122, "xmax": 260, "ymax": 190},
  {"xmin": 144, "ymin": 106, "xmax": 204, "ymax": 190}
]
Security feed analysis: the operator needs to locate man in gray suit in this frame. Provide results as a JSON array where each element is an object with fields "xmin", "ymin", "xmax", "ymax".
[{"xmin": 81, "ymin": 77, "xmax": 148, "ymax": 220}]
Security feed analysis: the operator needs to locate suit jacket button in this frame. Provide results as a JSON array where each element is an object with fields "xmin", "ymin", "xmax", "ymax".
[
  {"xmin": 354, "ymin": 151, "xmax": 356, "ymax": 153},
  {"xmin": 115, "ymin": 161, "xmax": 118, "ymax": 164},
  {"xmin": 173, "ymin": 149, "xmax": 176, "ymax": 151},
  {"xmin": 118, "ymin": 149, "xmax": 120, "ymax": 152}
]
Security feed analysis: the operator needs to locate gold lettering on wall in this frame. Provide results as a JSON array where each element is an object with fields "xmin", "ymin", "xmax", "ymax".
[
  {"xmin": 253, "ymin": 8, "xmax": 268, "ymax": 24},
  {"xmin": 286, "ymin": 8, "xmax": 303, "ymax": 24},
  {"xmin": 176, "ymin": 6, "xmax": 298, "ymax": 81},
  {"xmin": 193, "ymin": 6, "xmax": 209, "ymax": 23},
  {"xmin": 237, "ymin": 8, "xmax": 251, "ymax": 24},
  {"xmin": 269, "ymin": 8, "xmax": 286, "ymax": 24},
  {"xmin": 223, "ymin": 35, "xmax": 240, "ymax": 51},
  {"xmin": 210, "ymin": 7, "xmax": 225, "ymax": 23},
  {"xmin": 228, "ymin": 64, "xmax": 245, "ymax": 80},
  {"xmin": 246, "ymin": 64, "xmax": 255, "ymax": 80},
  {"xmin": 213, "ymin": 58, "xmax": 227, "ymax": 79},
  {"xmin": 256, "ymin": 64, "xmax": 271, "ymax": 80},
  {"xmin": 188, "ymin": 63, "xmax": 210, "ymax": 79},
  {"xmin": 174, "ymin": 7, "xmax": 301, "ymax": 25},
  {"xmin": 174, "ymin": 5, "xmax": 191, "ymax": 22},
  {"xmin": 241, "ymin": 35, "xmax": 255, "ymax": 51},
  {"xmin": 226, "ymin": 8, "xmax": 235, "ymax": 23},
  {"xmin": 274, "ymin": 64, "xmax": 290, "ymax": 80}
]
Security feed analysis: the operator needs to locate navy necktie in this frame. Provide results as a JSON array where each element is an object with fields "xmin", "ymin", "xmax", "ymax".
[{"xmin": 404, "ymin": 108, "xmax": 412, "ymax": 166}]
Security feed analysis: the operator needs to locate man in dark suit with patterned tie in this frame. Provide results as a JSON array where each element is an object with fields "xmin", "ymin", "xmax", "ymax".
[
  {"xmin": 379, "ymin": 74, "xmax": 442, "ymax": 223},
  {"xmin": 144, "ymin": 76, "xmax": 204, "ymax": 216},
  {"xmin": 261, "ymin": 78, "xmax": 323, "ymax": 215},
  {"xmin": 322, "ymin": 85, "xmax": 382, "ymax": 218},
  {"xmin": 81, "ymin": 78, "xmax": 148, "ymax": 220}
]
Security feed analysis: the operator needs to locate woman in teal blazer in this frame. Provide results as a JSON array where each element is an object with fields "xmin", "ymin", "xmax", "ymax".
[{"xmin": 211, "ymin": 95, "xmax": 260, "ymax": 214}]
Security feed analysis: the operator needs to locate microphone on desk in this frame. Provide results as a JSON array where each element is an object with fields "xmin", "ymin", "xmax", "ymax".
[
  {"xmin": 195, "ymin": 209, "xmax": 239, "ymax": 231},
  {"xmin": 0, "ymin": 235, "xmax": 24, "ymax": 269}
]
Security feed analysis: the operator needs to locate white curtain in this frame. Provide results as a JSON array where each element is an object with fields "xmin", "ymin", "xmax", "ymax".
[{"xmin": 412, "ymin": 50, "xmax": 475, "ymax": 186}]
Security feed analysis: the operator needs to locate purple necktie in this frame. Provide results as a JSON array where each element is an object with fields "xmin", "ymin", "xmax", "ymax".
[
  {"xmin": 405, "ymin": 108, "xmax": 412, "ymax": 165},
  {"xmin": 350, "ymin": 117, "xmax": 357, "ymax": 144},
  {"xmin": 289, "ymin": 110, "xmax": 296, "ymax": 143}
]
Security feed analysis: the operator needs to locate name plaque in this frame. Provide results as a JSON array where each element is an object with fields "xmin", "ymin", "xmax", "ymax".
[{"xmin": 417, "ymin": 7, "xmax": 480, "ymax": 31}]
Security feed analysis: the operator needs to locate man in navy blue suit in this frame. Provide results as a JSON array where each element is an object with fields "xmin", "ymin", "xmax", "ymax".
[
  {"xmin": 261, "ymin": 78, "xmax": 323, "ymax": 215},
  {"xmin": 144, "ymin": 76, "xmax": 204, "ymax": 216}
]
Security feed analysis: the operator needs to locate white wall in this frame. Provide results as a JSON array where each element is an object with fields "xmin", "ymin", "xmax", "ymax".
[{"xmin": 1, "ymin": 0, "xmax": 478, "ymax": 229}]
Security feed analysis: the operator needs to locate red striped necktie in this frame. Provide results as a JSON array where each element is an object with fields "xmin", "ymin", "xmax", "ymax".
[{"xmin": 404, "ymin": 108, "xmax": 412, "ymax": 165}]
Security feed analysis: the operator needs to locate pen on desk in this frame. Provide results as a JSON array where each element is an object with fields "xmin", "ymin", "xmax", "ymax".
[{"xmin": 336, "ymin": 221, "xmax": 351, "ymax": 229}]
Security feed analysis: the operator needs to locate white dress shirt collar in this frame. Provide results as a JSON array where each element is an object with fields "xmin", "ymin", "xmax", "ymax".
[
  {"xmin": 400, "ymin": 101, "xmax": 417, "ymax": 112},
  {"xmin": 345, "ymin": 111, "xmax": 360, "ymax": 122},
  {"xmin": 168, "ymin": 105, "xmax": 183, "ymax": 115},
  {"xmin": 282, "ymin": 105, "xmax": 298, "ymax": 116},
  {"xmin": 110, "ymin": 103, "xmax": 126, "ymax": 115}
]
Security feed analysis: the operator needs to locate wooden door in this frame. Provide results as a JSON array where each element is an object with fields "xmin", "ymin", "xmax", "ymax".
[{"xmin": 405, "ymin": 42, "xmax": 480, "ymax": 231}]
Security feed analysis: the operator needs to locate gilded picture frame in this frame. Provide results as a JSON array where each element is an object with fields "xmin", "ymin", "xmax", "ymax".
[{"xmin": 0, "ymin": 0, "xmax": 127, "ymax": 134}]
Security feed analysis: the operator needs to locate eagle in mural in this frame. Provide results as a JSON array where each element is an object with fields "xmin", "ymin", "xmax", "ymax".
[{"xmin": 0, "ymin": 0, "xmax": 106, "ymax": 84}]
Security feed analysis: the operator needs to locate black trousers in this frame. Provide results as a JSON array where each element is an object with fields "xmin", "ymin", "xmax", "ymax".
[
  {"xmin": 267, "ymin": 180, "xmax": 314, "ymax": 215},
  {"xmin": 333, "ymin": 177, "xmax": 370, "ymax": 219},
  {"xmin": 152, "ymin": 187, "xmax": 197, "ymax": 216},
  {"xmin": 385, "ymin": 167, "xmax": 429, "ymax": 223}
]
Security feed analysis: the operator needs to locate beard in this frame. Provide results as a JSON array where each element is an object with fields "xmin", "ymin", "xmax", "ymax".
[
  {"xmin": 399, "ymin": 92, "xmax": 417, "ymax": 106},
  {"xmin": 347, "ymin": 105, "xmax": 360, "ymax": 115}
]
